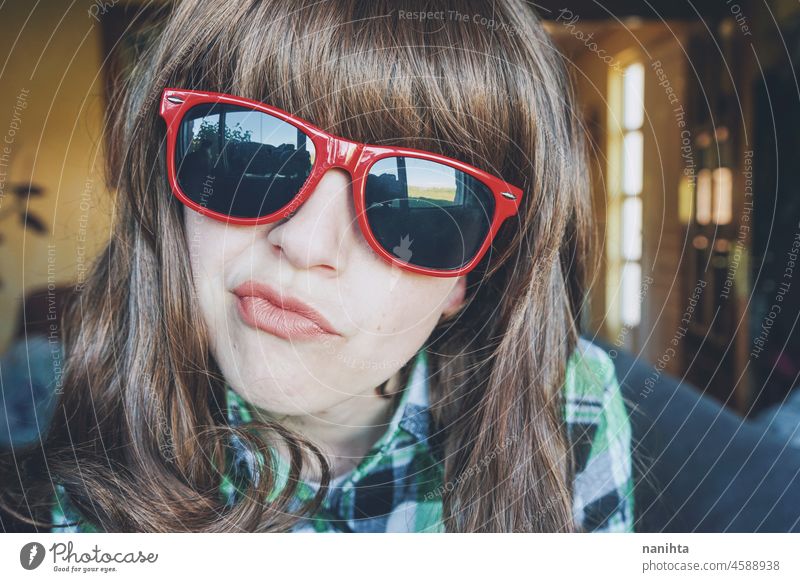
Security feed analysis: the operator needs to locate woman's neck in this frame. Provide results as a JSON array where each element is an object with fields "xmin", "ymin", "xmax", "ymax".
[{"xmin": 249, "ymin": 373, "xmax": 403, "ymax": 481}]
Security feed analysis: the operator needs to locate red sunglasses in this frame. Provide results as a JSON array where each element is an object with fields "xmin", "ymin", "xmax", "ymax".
[{"xmin": 159, "ymin": 88, "xmax": 523, "ymax": 277}]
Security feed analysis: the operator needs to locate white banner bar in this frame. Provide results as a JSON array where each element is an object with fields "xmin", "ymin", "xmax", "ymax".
[{"xmin": 2, "ymin": 533, "xmax": 798, "ymax": 581}]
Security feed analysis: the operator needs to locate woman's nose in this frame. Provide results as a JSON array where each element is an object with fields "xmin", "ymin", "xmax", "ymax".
[{"xmin": 265, "ymin": 169, "xmax": 355, "ymax": 274}]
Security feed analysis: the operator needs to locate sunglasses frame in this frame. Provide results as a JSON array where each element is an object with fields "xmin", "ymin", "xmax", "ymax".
[{"xmin": 159, "ymin": 87, "xmax": 524, "ymax": 277}]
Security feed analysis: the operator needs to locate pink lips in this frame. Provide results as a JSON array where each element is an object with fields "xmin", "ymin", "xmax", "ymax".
[{"xmin": 232, "ymin": 280, "xmax": 341, "ymax": 340}]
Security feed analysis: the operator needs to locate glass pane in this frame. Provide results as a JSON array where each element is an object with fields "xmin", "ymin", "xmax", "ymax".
[
  {"xmin": 622, "ymin": 130, "xmax": 643, "ymax": 195},
  {"xmin": 678, "ymin": 174, "xmax": 694, "ymax": 225},
  {"xmin": 176, "ymin": 104, "xmax": 315, "ymax": 218},
  {"xmin": 367, "ymin": 157, "xmax": 483, "ymax": 206},
  {"xmin": 364, "ymin": 157, "xmax": 494, "ymax": 270},
  {"xmin": 623, "ymin": 63, "xmax": 644, "ymax": 130},
  {"xmin": 712, "ymin": 166, "xmax": 733, "ymax": 225},
  {"xmin": 222, "ymin": 108, "xmax": 315, "ymax": 177},
  {"xmin": 696, "ymin": 168, "xmax": 712, "ymax": 225},
  {"xmin": 620, "ymin": 262, "xmax": 642, "ymax": 327},
  {"xmin": 622, "ymin": 196, "xmax": 642, "ymax": 261}
]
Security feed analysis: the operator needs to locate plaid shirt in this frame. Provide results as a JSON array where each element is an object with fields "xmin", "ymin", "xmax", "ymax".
[{"xmin": 52, "ymin": 338, "xmax": 633, "ymax": 532}]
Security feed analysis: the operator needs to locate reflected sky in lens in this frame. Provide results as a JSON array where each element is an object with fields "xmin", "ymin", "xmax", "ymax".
[{"xmin": 369, "ymin": 157, "xmax": 460, "ymax": 201}]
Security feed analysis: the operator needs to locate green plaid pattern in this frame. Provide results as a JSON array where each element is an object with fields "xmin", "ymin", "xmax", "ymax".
[{"xmin": 51, "ymin": 339, "xmax": 633, "ymax": 532}]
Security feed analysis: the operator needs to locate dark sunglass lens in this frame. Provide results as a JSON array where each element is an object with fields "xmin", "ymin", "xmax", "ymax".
[
  {"xmin": 175, "ymin": 104, "xmax": 315, "ymax": 218},
  {"xmin": 365, "ymin": 157, "xmax": 495, "ymax": 271}
]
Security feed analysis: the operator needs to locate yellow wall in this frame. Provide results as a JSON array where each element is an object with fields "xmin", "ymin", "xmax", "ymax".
[{"xmin": 0, "ymin": 1, "xmax": 112, "ymax": 352}]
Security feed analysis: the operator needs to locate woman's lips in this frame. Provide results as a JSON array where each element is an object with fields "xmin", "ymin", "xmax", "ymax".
[{"xmin": 232, "ymin": 281, "xmax": 340, "ymax": 341}]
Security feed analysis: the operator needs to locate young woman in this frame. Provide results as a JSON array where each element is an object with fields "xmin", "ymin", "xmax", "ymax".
[{"xmin": 1, "ymin": 0, "xmax": 633, "ymax": 532}]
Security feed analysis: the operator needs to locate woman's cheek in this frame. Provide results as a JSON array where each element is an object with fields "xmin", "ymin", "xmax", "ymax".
[
  {"xmin": 350, "ymin": 278, "xmax": 450, "ymax": 354},
  {"xmin": 185, "ymin": 220, "xmax": 239, "ymax": 352}
]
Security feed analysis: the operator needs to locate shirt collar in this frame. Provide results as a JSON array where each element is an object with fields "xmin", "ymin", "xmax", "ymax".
[
  {"xmin": 364, "ymin": 348, "xmax": 430, "ymax": 450},
  {"xmin": 393, "ymin": 348, "xmax": 430, "ymax": 444}
]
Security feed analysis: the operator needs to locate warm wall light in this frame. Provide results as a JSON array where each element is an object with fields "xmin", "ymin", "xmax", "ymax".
[
  {"xmin": 622, "ymin": 130, "xmax": 643, "ymax": 195},
  {"xmin": 620, "ymin": 262, "xmax": 642, "ymax": 327},
  {"xmin": 696, "ymin": 168, "xmax": 712, "ymax": 225},
  {"xmin": 623, "ymin": 63, "xmax": 644, "ymax": 130},
  {"xmin": 622, "ymin": 197, "xmax": 642, "ymax": 260},
  {"xmin": 711, "ymin": 166, "xmax": 733, "ymax": 225},
  {"xmin": 693, "ymin": 234, "xmax": 709, "ymax": 249},
  {"xmin": 678, "ymin": 174, "xmax": 694, "ymax": 224}
]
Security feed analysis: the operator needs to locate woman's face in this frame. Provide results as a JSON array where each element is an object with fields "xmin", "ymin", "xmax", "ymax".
[{"xmin": 184, "ymin": 168, "xmax": 466, "ymax": 419}]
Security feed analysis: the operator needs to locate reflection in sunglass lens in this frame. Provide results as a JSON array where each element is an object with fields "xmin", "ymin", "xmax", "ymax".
[
  {"xmin": 176, "ymin": 104, "xmax": 315, "ymax": 218},
  {"xmin": 365, "ymin": 157, "xmax": 495, "ymax": 270}
]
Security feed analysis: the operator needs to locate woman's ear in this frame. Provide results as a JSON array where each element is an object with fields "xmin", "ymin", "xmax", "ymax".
[{"xmin": 440, "ymin": 275, "xmax": 467, "ymax": 321}]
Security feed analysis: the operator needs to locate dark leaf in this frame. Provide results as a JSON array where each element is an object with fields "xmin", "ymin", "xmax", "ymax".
[
  {"xmin": 20, "ymin": 211, "xmax": 48, "ymax": 234},
  {"xmin": 12, "ymin": 183, "xmax": 45, "ymax": 198}
]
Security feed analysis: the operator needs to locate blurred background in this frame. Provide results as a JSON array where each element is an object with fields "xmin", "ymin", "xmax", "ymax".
[{"xmin": 1, "ymin": 0, "xmax": 799, "ymax": 430}]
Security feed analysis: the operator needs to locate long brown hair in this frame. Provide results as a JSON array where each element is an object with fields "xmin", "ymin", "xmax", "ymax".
[{"xmin": 1, "ymin": 0, "xmax": 592, "ymax": 532}]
